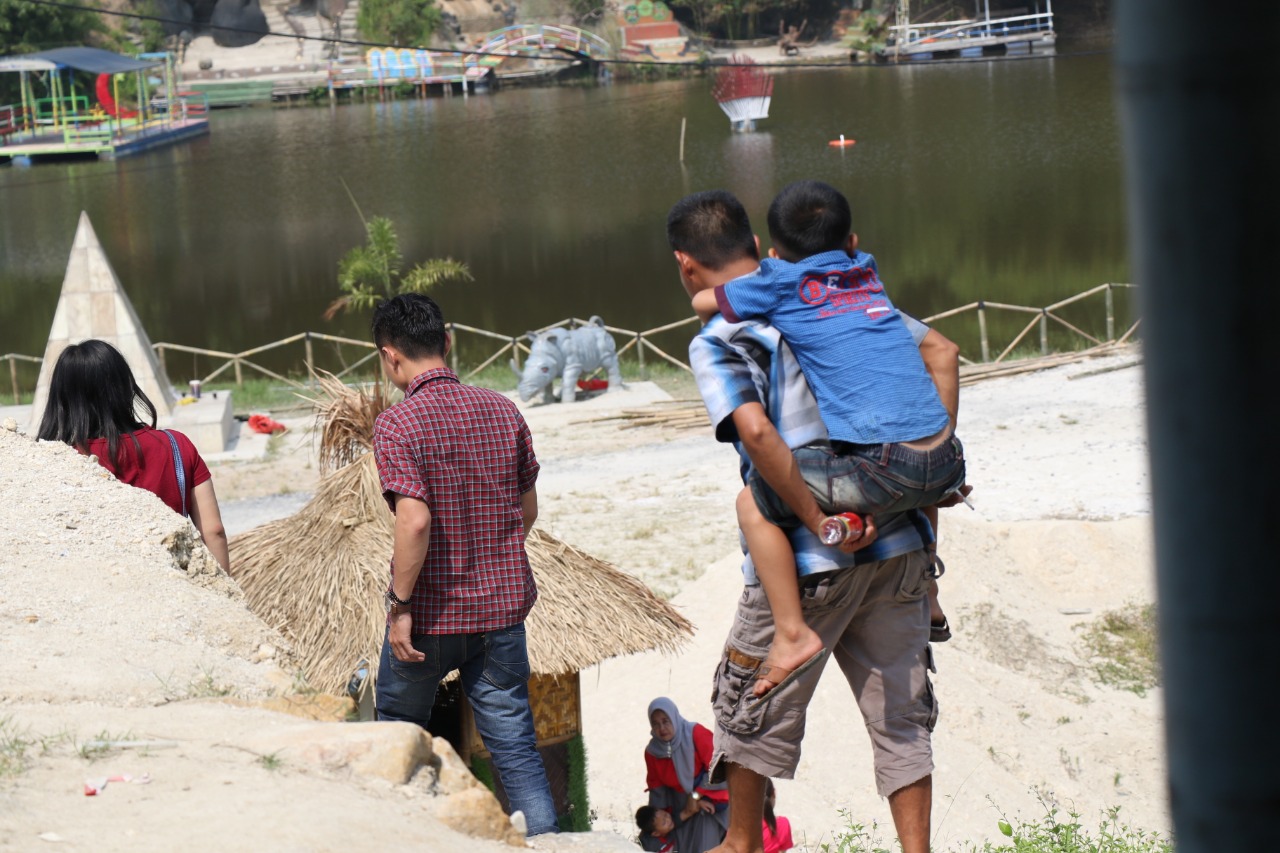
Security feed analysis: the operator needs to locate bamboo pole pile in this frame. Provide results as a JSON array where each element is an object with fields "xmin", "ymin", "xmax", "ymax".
[
  {"xmin": 959, "ymin": 341, "xmax": 1140, "ymax": 386},
  {"xmin": 573, "ymin": 401, "xmax": 709, "ymax": 432}
]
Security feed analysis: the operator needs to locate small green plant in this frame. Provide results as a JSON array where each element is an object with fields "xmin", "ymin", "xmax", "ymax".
[
  {"xmin": 1056, "ymin": 716, "xmax": 1072, "ymax": 725},
  {"xmin": 969, "ymin": 799, "xmax": 1173, "ymax": 852},
  {"xmin": 326, "ymin": 185, "xmax": 472, "ymax": 320},
  {"xmin": 815, "ymin": 811, "xmax": 894, "ymax": 853},
  {"xmin": 1078, "ymin": 604, "xmax": 1159, "ymax": 696},
  {"xmin": 189, "ymin": 667, "xmax": 234, "ymax": 698},
  {"xmin": 259, "ymin": 751, "xmax": 283, "ymax": 771},
  {"xmin": 0, "ymin": 716, "xmax": 32, "ymax": 777}
]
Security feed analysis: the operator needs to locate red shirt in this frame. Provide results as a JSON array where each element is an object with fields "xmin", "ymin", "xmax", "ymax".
[
  {"xmin": 373, "ymin": 368, "xmax": 540, "ymax": 634},
  {"xmin": 763, "ymin": 816, "xmax": 794, "ymax": 853},
  {"xmin": 644, "ymin": 723, "xmax": 729, "ymax": 805},
  {"xmin": 86, "ymin": 426, "xmax": 211, "ymax": 517}
]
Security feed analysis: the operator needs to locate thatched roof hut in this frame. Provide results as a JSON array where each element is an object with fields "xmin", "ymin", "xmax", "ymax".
[{"xmin": 226, "ymin": 378, "xmax": 694, "ymax": 695}]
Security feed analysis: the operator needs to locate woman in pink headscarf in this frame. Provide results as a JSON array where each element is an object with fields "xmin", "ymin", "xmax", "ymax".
[{"xmin": 643, "ymin": 697, "xmax": 728, "ymax": 853}]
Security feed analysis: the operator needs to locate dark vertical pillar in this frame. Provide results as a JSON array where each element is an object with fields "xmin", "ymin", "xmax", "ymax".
[{"xmin": 1114, "ymin": 1, "xmax": 1280, "ymax": 848}]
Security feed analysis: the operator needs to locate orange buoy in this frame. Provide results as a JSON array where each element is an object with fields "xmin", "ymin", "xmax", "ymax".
[{"xmin": 829, "ymin": 134, "xmax": 856, "ymax": 147}]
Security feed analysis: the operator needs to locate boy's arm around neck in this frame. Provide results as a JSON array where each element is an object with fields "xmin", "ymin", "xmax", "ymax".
[{"xmin": 692, "ymin": 287, "xmax": 720, "ymax": 323}]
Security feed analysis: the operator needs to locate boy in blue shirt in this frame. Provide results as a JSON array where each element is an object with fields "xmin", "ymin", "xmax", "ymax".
[{"xmin": 692, "ymin": 180, "xmax": 966, "ymax": 699}]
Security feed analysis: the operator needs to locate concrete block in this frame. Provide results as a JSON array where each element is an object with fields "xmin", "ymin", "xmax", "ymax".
[{"xmin": 164, "ymin": 391, "xmax": 234, "ymax": 456}]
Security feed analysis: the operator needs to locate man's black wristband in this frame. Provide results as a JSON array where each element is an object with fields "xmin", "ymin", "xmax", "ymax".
[{"xmin": 387, "ymin": 587, "xmax": 412, "ymax": 606}]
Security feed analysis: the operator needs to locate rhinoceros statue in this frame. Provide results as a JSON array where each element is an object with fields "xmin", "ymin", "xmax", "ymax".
[{"xmin": 510, "ymin": 316, "xmax": 625, "ymax": 403}]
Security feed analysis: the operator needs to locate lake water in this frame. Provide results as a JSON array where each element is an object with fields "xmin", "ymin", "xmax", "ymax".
[{"xmin": 0, "ymin": 52, "xmax": 1130, "ymax": 373}]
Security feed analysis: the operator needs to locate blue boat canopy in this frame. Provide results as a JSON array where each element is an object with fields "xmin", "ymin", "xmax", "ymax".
[{"xmin": 0, "ymin": 47, "xmax": 162, "ymax": 75}]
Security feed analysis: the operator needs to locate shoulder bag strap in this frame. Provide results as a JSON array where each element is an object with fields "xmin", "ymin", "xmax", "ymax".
[{"xmin": 162, "ymin": 430, "xmax": 188, "ymax": 518}]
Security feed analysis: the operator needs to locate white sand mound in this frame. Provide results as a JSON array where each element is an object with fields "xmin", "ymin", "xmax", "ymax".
[{"xmin": 0, "ymin": 428, "xmax": 290, "ymax": 705}]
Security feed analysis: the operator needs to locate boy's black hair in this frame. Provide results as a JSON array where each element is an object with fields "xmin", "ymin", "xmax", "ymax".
[
  {"xmin": 37, "ymin": 339, "xmax": 157, "ymax": 469},
  {"xmin": 766, "ymin": 180, "xmax": 853, "ymax": 261},
  {"xmin": 666, "ymin": 190, "xmax": 759, "ymax": 270},
  {"xmin": 635, "ymin": 805, "xmax": 659, "ymax": 833},
  {"xmin": 371, "ymin": 293, "xmax": 447, "ymax": 360}
]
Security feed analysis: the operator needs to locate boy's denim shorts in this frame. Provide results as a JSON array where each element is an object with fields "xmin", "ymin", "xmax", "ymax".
[{"xmin": 749, "ymin": 434, "xmax": 966, "ymax": 524}]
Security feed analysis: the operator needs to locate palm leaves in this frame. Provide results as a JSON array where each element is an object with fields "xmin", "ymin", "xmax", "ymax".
[{"xmin": 325, "ymin": 213, "xmax": 473, "ymax": 320}]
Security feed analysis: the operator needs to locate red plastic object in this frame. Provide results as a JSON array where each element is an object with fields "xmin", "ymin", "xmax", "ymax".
[
  {"xmin": 247, "ymin": 413, "xmax": 287, "ymax": 434},
  {"xmin": 576, "ymin": 378, "xmax": 609, "ymax": 391},
  {"xmin": 95, "ymin": 74, "xmax": 137, "ymax": 119}
]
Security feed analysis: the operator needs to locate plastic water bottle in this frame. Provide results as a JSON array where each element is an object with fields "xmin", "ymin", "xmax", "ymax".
[{"xmin": 820, "ymin": 512, "xmax": 865, "ymax": 546}]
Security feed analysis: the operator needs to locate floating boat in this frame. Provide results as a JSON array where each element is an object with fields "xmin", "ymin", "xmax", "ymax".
[
  {"xmin": 879, "ymin": 0, "xmax": 1056, "ymax": 63},
  {"xmin": 0, "ymin": 47, "xmax": 208, "ymax": 165}
]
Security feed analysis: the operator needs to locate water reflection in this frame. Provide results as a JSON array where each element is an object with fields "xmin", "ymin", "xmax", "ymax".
[{"xmin": 0, "ymin": 55, "xmax": 1129, "ymax": 362}]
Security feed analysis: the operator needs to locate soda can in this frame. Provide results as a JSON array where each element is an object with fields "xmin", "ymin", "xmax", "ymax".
[{"xmin": 189, "ymin": 379, "xmax": 201, "ymax": 400}]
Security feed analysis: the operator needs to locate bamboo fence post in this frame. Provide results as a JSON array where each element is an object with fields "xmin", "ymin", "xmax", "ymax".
[
  {"xmin": 511, "ymin": 337, "xmax": 521, "ymax": 370},
  {"xmin": 157, "ymin": 345, "xmax": 167, "ymax": 380},
  {"xmin": 304, "ymin": 332, "xmax": 315, "ymax": 387},
  {"xmin": 977, "ymin": 304, "xmax": 990, "ymax": 362},
  {"xmin": 1040, "ymin": 310, "xmax": 1049, "ymax": 355},
  {"xmin": 449, "ymin": 324, "xmax": 459, "ymax": 374},
  {"xmin": 679, "ymin": 116, "xmax": 686, "ymax": 163},
  {"xmin": 1105, "ymin": 284, "xmax": 1116, "ymax": 341},
  {"xmin": 636, "ymin": 333, "xmax": 646, "ymax": 379},
  {"xmin": 234, "ymin": 358, "xmax": 244, "ymax": 387},
  {"xmin": 8, "ymin": 357, "xmax": 18, "ymax": 404}
]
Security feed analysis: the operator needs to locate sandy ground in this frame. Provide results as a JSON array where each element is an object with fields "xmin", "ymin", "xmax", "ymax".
[{"xmin": 1, "ymin": 345, "xmax": 1167, "ymax": 851}]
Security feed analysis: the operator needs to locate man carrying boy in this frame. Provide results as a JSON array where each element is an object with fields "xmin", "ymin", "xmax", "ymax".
[
  {"xmin": 370, "ymin": 293, "xmax": 559, "ymax": 837},
  {"xmin": 668, "ymin": 190, "xmax": 963, "ymax": 853}
]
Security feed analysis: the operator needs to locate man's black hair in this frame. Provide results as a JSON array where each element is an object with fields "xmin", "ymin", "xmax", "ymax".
[
  {"xmin": 666, "ymin": 190, "xmax": 759, "ymax": 270},
  {"xmin": 635, "ymin": 805, "xmax": 659, "ymax": 833},
  {"xmin": 371, "ymin": 293, "xmax": 447, "ymax": 360},
  {"xmin": 766, "ymin": 180, "xmax": 853, "ymax": 261},
  {"xmin": 37, "ymin": 339, "xmax": 157, "ymax": 469}
]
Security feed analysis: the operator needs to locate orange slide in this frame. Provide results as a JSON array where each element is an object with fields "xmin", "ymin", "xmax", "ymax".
[{"xmin": 95, "ymin": 74, "xmax": 137, "ymax": 118}]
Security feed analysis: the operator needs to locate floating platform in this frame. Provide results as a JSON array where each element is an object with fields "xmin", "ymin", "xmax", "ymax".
[
  {"xmin": 0, "ymin": 116, "xmax": 209, "ymax": 163},
  {"xmin": 1, "ymin": 47, "xmax": 208, "ymax": 165},
  {"xmin": 880, "ymin": 9, "xmax": 1057, "ymax": 62}
]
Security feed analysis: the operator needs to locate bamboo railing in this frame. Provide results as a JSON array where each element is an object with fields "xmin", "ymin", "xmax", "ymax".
[{"xmin": 2, "ymin": 283, "xmax": 1136, "ymax": 402}]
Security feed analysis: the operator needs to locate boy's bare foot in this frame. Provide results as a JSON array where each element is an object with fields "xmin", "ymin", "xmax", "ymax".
[{"xmin": 752, "ymin": 626, "xmax": 825, "ymax": 698}]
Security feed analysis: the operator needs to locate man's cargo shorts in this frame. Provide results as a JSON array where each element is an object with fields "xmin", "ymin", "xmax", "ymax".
[{"xmin": 708, "ymin": 550, "xmax": 939, "ymax": 798}]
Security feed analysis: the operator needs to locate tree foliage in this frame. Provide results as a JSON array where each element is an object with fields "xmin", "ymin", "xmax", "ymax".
[
  {"xmin": 326, "ymin": 215, "xmax": 472, "ymax": 319},
  {"xmin": 356, "ymin": 0, "xmax": 442, "ymax": 47},
  {"xmin": 0, "ymin": 0, "xmax": 103, "ymax": 104}
]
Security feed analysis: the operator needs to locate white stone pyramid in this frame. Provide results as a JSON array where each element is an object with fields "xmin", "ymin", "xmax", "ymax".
[{"xmin": 28, "ymin": 212, "xmax": 177, "ymax": 431}]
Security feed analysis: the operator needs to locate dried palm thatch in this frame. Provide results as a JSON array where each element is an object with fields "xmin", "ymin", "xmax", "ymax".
[
  {"xmin": 522, "ymin": 527, "xmax": 693, "ymax": 674},
  {"xmin": 229, "ymin": 381, "xmax": 694, "ymax": 695},
  {"xmin": 228, "ymin": 453, "xmax": 390, "ymax": 694},
  {"xmin": 302, "ymin": 371, "xmax": 394, "ymax": 473}
]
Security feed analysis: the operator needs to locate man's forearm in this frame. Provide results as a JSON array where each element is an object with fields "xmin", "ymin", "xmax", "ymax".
[
  {"xmin": 732, "ymin": 403, "xmax": 826, "ymax": 535},
  {"xmin": 391, "ymin": 495, "xmax": 431, "ymax": 600}
]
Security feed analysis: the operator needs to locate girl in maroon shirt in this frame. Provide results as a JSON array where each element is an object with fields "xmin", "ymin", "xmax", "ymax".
[{"xmin": 37, "ymin": 340, "xmax": 229, "ymax": 570}]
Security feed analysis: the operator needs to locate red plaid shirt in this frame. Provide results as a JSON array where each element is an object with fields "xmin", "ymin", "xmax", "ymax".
[{"xmin": 373, "ymin": 368, "xmax": 540, "ymax": 634}]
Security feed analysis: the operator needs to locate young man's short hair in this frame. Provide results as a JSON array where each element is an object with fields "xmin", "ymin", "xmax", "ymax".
[
  {"xmin": 371, "ymin": 293, "xmax": 447, "ymax": 360},
  {"xmin": 667, "ymin": 190, "xmax": 759, "ymax": 270},
  {"xmin": 635, "ymin": 805, "xmax": 659, "ymax": 833},
  {"xmin": 767, "ymin": 180, "xmax": 853, "ymax": 261}
]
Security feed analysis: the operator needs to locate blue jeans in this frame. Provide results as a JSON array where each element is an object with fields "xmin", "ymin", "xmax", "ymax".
[
  {"xmin": 751, "ymin": 435, "xmax": 966, "ymax": 525},
  {"xmin": 375, "ymin": 621, "xmax": 559, "ymax": 836}
]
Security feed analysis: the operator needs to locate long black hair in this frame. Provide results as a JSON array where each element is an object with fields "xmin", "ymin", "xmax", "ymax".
[
  {"xmin": 764, "ymin": 777, "xmax": 778, "ymax": 835},
  {"xmin": 37, "ymin": 339, "xmax": 158, "ymax": 468}
]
